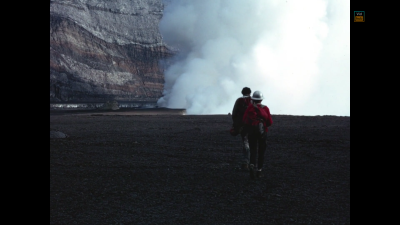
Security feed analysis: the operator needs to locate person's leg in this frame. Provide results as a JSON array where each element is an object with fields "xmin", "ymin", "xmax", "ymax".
[
  {"xmin": 241, "ymin": 131, "xmax": 250, "ymax": 169},
  {"xmin": 256, "ymin": 135, "xmax": 267, "ymax": 178},
  {"xmin": 248, "ymin": 132, "xmax": 257, "ymax": 179},
  {"xmin": 248, "ymin": 135, "xmax": 257, "ymax": 166}
]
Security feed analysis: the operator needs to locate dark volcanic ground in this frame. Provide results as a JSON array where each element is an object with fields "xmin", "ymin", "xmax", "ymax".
[{"xmin": 50, "ymin": 109, "xmax": 350, "ymax": 225}]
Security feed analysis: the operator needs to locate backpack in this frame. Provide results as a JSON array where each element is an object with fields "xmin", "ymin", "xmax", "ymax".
[
  {"xmin": 233, "ymin": 97, "xmax": 251, "ymax": 128},
  {"xmin": 244, "ymin": 103, "xmax": 267, "ymax": 139},
  {"xmin": 230, "ymin": 97, "xmax": 250, "ymax": 136}
]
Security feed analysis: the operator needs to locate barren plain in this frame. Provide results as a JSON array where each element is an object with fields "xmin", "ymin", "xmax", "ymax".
[{"xmin": 50, "ymin": 109, "xmax": 350, "ymax": 224}]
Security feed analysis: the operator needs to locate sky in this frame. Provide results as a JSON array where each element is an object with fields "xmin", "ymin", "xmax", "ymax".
[{"xmin": 156, "ymin": 0, "xmax": 350, "ymax": 116}]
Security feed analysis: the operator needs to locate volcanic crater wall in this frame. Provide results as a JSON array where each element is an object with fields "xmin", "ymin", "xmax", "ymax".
[{"xmin": 50, "ymin": 0, "xmax": 174, "ymax": 103}]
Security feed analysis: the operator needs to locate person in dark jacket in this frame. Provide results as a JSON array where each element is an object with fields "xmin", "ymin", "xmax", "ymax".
[
  {"xmin": 232, "ymin": 87, "xmax": 252, "ymax": 171},
  {"xmin": 242, "ymin": 90, "xmax": 273, "ymax": 179}
]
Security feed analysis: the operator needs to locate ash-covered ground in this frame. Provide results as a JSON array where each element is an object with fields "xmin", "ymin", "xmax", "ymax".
[{"xmin": 50, "ymin": 109, "xmax": 350, "ymax": 224}]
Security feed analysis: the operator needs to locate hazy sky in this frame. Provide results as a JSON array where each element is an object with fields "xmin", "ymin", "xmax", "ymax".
[{"xmin": 157, "ymin": 0, "xmax": 350, "ymax": 116}]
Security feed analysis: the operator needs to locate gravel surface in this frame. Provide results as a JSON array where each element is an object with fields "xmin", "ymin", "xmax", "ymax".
[{"xmin": 50, "ymin": 110, "xmax": 350, "ymax": 224}]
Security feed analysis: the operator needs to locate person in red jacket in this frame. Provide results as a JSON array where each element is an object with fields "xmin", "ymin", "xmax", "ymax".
[
  {"xmin": 231, "ymin": 87, "xmax": 252, "ymax": 171},
  {"xmin": 242, "ymin": 90, "xmax": 273, "ymax": 179}
]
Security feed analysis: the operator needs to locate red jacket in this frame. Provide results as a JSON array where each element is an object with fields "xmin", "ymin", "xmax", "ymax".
[{"xmin": 242, "ymin": 103, "xmax": 273, "ymax": 132}]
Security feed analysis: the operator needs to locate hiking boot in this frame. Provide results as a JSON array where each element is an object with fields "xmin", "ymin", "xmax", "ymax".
[
  {"xmin": 249, "ymin": 164, "xmax": 255, "ymax": 179},
  {"xmin": 241, "ymin": 163, "xmax": 249, "ymax": 171},
  {"xmin": 256, "ymin": 170, "xmax": 264, "ymax": 178}
]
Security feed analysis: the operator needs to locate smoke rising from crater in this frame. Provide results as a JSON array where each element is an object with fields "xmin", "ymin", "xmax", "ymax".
[{"xmin": 157, "ymin": 0, "xmax": 349, "ymax": 116}]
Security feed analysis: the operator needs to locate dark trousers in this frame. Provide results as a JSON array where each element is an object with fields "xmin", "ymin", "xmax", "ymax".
[{"xmin": 248, "ymin": 131, "xmax": 267, "ymax": 170}]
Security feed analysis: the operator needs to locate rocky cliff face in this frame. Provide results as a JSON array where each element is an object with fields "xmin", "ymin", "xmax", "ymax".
[{"xmin": 50, "ymin": 0, "xmax": 174, "ymax": 103}]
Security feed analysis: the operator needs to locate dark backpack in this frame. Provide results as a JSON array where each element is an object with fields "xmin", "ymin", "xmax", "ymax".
[
  {"xmin": 233, "ymin": 97, "xmax": 251, "ymax": 127},
  {"xmin": 230, "ymin": 97, "xmax": 250, "ymax": 136}
]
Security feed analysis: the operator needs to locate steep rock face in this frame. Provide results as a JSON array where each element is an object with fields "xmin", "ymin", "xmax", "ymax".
[{"xmin": 50, "ymin": 0, "xmax": 173, "ymax": 102}]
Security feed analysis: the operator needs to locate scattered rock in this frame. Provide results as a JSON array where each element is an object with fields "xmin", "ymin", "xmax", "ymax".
[{"xmin": 50, "ymin": 131, "xmax": 68, "ymax": 139}]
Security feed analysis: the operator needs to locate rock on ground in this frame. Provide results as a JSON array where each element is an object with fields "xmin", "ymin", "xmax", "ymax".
[{"xmin": 50, "ymin": 130, "xmax": 68, "ymax": 139}]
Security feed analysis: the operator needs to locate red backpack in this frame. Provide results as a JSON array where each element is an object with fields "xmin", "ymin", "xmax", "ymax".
[{"xmin": 243, "ymin": 103, "xmax": 268, "ymax": 139}]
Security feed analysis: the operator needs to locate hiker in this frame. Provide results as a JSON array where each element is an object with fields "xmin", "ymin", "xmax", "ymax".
[
  {"xmin": 242, "ymin": 90, "xmax": 273, "ymax": 179},
  {"xmin": 231, "ymin": 87, "xmax": 252, "ymax": 171}
]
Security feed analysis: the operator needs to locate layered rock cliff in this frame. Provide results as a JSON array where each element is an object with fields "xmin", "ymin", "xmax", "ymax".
[{"xmin": 50, "ymin": 0, "xmax": 174, "ymax": 103}]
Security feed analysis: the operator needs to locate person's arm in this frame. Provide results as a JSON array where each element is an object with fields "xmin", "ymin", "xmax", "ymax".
[
  {"xmin": 262, "ymin": 106, "xmax": 273, "ymax": 127},
  {"xmin": 256, "ymin": 105, "xmax": 270, "ymax": 124}
]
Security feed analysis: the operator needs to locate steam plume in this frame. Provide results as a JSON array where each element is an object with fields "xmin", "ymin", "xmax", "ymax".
[{"xmin": 157, "ymin": 0, "xmax": 349, "ymax": 116}]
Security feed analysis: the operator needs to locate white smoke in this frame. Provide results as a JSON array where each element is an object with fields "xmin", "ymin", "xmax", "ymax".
[{"xmin": 157, "ymin": 0, "xmax": 350, "ymax": 116}]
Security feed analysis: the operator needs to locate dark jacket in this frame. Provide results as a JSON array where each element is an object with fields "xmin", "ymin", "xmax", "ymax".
[
  {"xmin": 242, "ymin": 102, "xmax": 273, "ymax": 132},
  {"xmin": 232, "ymin": 96, "xmax": 252, "ymax": 128}
]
